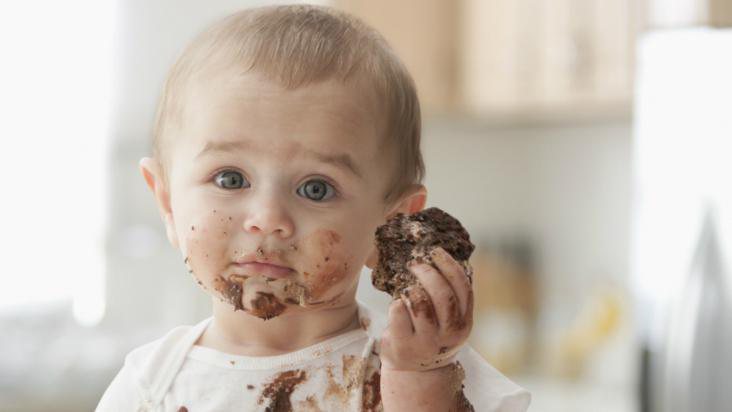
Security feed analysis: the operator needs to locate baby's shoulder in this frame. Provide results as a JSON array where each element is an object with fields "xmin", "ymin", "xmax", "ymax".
[
  {"xmin": 123, "ymin": 318, "xmax": 212, "ymax": 388},
  {"xmin": 125, "ymin": 325, "xmax": 191, "ymax": 367}
]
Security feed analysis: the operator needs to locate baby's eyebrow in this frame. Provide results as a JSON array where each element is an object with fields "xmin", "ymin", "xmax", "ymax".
[
  {"xmin": 195, "ymin": 140, "xmax": 253, "ymax": 158},
  {"xmin": 304, "ymin": 149, "xmax": 362, "ymax": 180},
  {"xmin": 195, "ymin": 140, "xmax": 362, "ymax": 179}
]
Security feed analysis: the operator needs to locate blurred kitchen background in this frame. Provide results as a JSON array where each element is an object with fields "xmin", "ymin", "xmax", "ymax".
[{"xmin": 1, "ymin": 0, "xmax": 731, "ymax": 411}]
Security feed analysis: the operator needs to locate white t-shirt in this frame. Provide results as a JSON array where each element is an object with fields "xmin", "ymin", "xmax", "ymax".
[{"xmin": 97, "ymin": 302, "xmax": 531, "ymax": 411}]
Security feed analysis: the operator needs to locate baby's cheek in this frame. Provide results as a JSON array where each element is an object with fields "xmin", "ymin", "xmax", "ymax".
[
  {"xmin": 298, "ymin": 229, "xmax": 357, "ymax": 302},
  {"xmin": 182, "ymin": 210, "xmax": 235, "ymax": 293}
]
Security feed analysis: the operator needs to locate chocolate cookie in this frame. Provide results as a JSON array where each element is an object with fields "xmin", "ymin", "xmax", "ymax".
[{"xmin": 371, "ymin": 207, "xmax": 475, "ymax": 299}]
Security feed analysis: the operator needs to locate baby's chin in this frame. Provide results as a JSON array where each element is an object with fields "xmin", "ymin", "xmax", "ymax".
[
  {"xmin": 238, "ymin": 276, "xmax": 299, "ymax": 320},
  {"xmin": 214, "ymin": 274, "xmax": 346, "ymax": 320}
]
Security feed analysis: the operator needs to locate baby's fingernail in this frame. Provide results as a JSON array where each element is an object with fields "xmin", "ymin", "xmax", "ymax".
[
  {"xmin": 400, "ymin": 293, "xmax": 411, "ymax": 308},
  {"xmin": 408, "ymin": 262, "xmax": 423, "ymax": 272},
  {"xmin": 430, "ymin": 248, "xmax": 444, "ymax": 258}
]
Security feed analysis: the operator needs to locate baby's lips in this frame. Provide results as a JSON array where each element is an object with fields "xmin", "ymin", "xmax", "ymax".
[{"xmin": 234, "ymin": 261, "xmax": 294, "ymax": 279}]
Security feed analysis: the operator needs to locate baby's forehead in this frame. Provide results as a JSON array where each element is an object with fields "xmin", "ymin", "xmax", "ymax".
[
  {"xmin": 182, "ymin": 71, "xmax": 384, "ymax": 140},
  {"xmin": 190, "ymin": 68, "xmax": 377, "ymax": 106},
  {"xmin": 172, "ymin": 72, "xmax": 386, "ymax": 165}
]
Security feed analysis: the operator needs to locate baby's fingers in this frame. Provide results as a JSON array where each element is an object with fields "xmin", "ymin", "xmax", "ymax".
[
  {"xmin": 386, "ymin": 297, "xmax": 415, "ymax": 339},
  {"xmin": 430, "ymin": 248, "xmax": 472, "ymax": 318},
  {"xmin": 409, "ymin": 263, "xmax": 458, "ymax": 332}
]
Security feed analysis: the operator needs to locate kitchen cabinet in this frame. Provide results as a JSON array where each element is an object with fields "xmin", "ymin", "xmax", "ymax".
[{"xmin": 334, "ymin": 0, "xmax": 637, "ymax": 120}]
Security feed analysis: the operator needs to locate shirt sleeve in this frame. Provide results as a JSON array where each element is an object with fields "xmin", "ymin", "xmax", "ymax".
[
  {"xmin": 96, "ymin": 363, "xmax": 144, "ymax": 412},
  {"xmin": 457, "ymin": 346, "xmax": 532, "ymax": 412}
]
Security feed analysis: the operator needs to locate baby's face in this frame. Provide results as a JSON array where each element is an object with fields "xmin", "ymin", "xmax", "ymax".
[{"xmin": 162, "ymin": 73, "xmax": 391, "ymax": 319}]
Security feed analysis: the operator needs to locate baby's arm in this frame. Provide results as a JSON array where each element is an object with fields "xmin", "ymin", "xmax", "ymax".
[
  {"xmin": 379, "ymin": 247, "xmax": 475, "ymax": 411},
  {"xmin": 381, "ymin": 361, "xmax": 473, "ymax": 411}
]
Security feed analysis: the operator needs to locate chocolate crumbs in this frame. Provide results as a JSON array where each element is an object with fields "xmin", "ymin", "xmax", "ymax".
[{"xmin": 372, "ymin": 207, "xmax": 474, "ymax": 299}]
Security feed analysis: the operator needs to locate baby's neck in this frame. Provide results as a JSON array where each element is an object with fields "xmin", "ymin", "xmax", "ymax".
[{"xmin": 196, "ymin": 298, "xmax": 361, "ymax": 357}]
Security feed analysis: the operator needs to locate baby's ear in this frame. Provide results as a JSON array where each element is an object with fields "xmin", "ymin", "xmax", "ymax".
[
  {"xmin": 367, "ymin": 185, "xmax": 427, "ymax": 269},
  {"xmin": 384, "ymin": 184, "xmax": 427, "ymax": 221},
  {"xmin": 139, "ymin": 157, "xmax": 179, "ymax": 249},
  {"xmin": 365, "ymin": 246, "xmax": 378, "ymax": 270}
]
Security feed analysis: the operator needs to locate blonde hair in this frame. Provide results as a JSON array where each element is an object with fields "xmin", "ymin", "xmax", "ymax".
[{"xmin": 152, "ymin": 4, "xmax": 424, "ymax": 204}]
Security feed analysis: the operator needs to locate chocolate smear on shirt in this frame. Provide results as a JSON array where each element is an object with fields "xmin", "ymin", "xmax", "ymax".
[
  {"xmin": 359, "ymin": 315, "xmax": 371, "ymax": 331},
  {"xmin": 177, "ymin": 407, "xmax": 188, "ymax": 412},
  {"xmin": 324, "ymin": 354, "xmax": 366, "ymax": 404},
  {"xmin": 296, "ymin": 394, "xmax": 322, "ymax": 412},
  {"xmin": 361, "ymin": 368, "xmax": 381, "ymax": 412},
  {"xmin": 258, "ymin": 369, "xmax": 307, "ymax": 412}
]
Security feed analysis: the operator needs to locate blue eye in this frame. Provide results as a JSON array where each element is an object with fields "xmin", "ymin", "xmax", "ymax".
[
  {"xmin": 214, "ymin": 170, "xmax": 249, "ymax": 189},
  {"xmin": 297, "ymin": 179, "xmax": 335, "ymax": 201}
]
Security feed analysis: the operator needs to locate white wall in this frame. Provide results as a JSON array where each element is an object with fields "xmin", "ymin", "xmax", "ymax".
[{"xmin": 421, "ymin": 118, "xmax": 632, "ymax": 334}]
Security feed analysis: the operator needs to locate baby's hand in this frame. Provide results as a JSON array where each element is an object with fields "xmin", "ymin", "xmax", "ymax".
[{"xmin": 379, "ymin": 247, "xmax": 474, "ymax": 371}]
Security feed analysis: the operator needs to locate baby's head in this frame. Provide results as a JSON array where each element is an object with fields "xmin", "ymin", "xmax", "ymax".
[{"xmin": 141, "ymin": 4, "xmax": 426, "ymax": 320}]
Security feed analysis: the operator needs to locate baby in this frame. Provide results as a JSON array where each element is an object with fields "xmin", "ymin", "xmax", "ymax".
[{"xmin": 98, "ymin": 5, "xmax": 530, "ymax": 411}]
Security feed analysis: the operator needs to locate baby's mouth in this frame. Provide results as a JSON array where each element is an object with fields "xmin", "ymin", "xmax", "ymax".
[
  {"xmin": 224, "ymin": 270, "xmax": 308, "ymax": 308},
  {"xmin": 234, "ymin": 261, "xmax": 293, "ymax": 279}
]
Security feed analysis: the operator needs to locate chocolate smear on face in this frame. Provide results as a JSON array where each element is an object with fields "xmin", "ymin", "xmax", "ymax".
[
  {"xmin": 372, "ymin": 207, "xmax": 474, "ymax": 299},
  {"xmin": 258, "ymin": 369, "xmax": 307, "ymax": 412},
  {"xmin": 281, "ymin": 280, "xmax": 308, "ymax": 306},
  {"xmin": 214, "ymin": 276, "xmax": 244, "ymax": 311},
  {"xmin": 299, "ymin": 231, "xmax": 353, "ymax": 303},
  {"xmin": 250, "ymin": 292, "xmax": 286, "ymax": 320}
]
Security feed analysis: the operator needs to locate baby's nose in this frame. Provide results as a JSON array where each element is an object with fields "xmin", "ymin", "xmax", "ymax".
[{"xmin": 242, "ymin": 192, "xmax": 295, "ymax": 238}]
